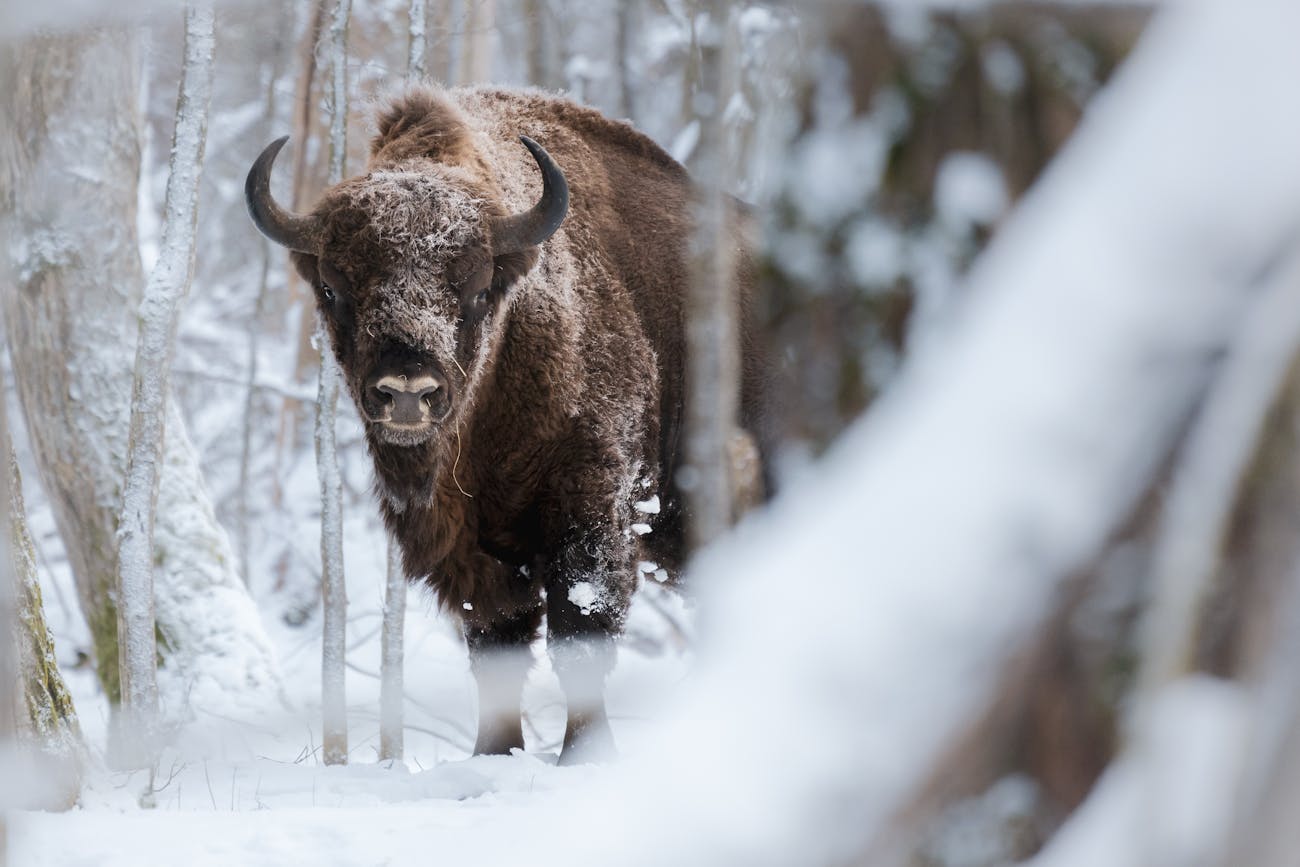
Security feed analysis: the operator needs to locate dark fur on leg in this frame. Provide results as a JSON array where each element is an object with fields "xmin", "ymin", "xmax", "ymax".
[
  {"xmin": 465, "ymin": 605, "xmax": 542, "ymax": 755},
  {"xmin": 546, "ymin": 555, "xmax": 625, "ymax": 764}
]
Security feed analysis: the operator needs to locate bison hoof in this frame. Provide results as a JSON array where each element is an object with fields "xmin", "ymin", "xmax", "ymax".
[
  {"xmin": 558, "ymin": 714, "xmax": 617, "ymax": 766},
  {"xmin": 472, "ymin": 723, "xmax": 525, "ymax": 756}
]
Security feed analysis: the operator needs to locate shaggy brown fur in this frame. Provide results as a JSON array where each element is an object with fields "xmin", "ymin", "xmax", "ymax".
[{"xmin": 271, "ymin": 85, "xmax": 771, "ymax": 762}]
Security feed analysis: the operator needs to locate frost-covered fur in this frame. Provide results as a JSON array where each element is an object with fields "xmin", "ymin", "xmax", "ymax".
[{"xmin": 285, "ymin": 86, "xmax": 772, "ymax": 762}]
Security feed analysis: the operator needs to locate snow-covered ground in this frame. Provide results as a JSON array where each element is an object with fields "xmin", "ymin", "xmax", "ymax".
[
  {"xmin": 9, "ymin": 448, "xmax": 692, "ymax": 864},
  {"xmin": 12, "ymin": 755, "xmax": 604, "ymax": 867}
]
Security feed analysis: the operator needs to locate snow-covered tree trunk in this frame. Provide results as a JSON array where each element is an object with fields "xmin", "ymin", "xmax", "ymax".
[
  {"xmin": 0, "ymin": 400, "xmax": 8, "ymax": 856},
  {"xmin": 319, "ymin": 0, "xmax": 351, "ymax": 767},
  {"xmin": 0, "ymin": 392, "xmax": 13, "ymax": 755},
  {"xmin": 114, "ymin": 2, "xmax": 216, "ymax": 766},
  {"xmin": 0, "ymin": 26, "xmax": 280, "ymax": 725},
  {"xmin": 3, "ymin": 396, "xmax": 82, "ymax": 792},
  {"xmin": 379, "ymin": 535, "xmax": 405, "ymax": 762},
  {"xmin": 239, "ymin": 0, "xmax": 298, "ymax": 585},
  {"xmin": 682, "ymin": 1, "xmax": 740, "ymax": 551},
  {"xmin": 407, "ymin": 0, "xmax": 427, "ymax": 81}
]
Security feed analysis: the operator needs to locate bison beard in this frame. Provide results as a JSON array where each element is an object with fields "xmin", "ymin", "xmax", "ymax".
[{"xmin": 246, "ymin": 85, "xmax": 770, "ymax": 764}]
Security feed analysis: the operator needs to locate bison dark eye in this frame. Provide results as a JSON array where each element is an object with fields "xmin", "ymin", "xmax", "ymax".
[{"xmin": 322, "ymin": 286, "xmax": 336, "ymax": 304}]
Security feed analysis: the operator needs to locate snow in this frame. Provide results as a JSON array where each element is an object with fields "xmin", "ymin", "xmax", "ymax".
[
  {"xmin": 567, "ymin": 582, "xmax": 600, "ymax": 616},
  {"xmin": 981, "ymin": 40, "xmax": 1027, "ymax": 95},
  {"xmin": 9, "ymin": 0, "xmax": 1300, "ymax": 864},
  {"xmin": 934, "ymin": 153, "xmax": 1008, "ymax": 231},
  {"xmin": 633, "ymin": 495, "xmax": 660, "ymax": 515},
  {"xmin": 11, "ymin": 756, "xmax": 604, "ymax": 867}
]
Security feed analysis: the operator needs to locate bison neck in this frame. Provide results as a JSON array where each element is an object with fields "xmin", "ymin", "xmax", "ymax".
[{"xmin": 368, "ymin": 396, "xmax": 547, "ymax": 596}]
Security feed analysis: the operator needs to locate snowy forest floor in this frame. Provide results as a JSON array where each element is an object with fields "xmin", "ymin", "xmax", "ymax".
[
  {"xmin": 8, "ymin": 405, "xmax": 694, "ymax": 865},
  {"xmin": 14, "ymin": 755, "xmax": 606, "ymax": 866}
]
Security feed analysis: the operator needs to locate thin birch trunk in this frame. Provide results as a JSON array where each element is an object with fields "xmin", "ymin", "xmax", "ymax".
[
  {"xmin": 239, "ymin": 0, "xmax": 296, "ymax": 585},
  {"xmin": 319, "ymin": 0, "xmax": 351, "ymax": 767},
  {"xmin": 379, "ymin": 535, "xmax": 405, "ymax": 762},
  {"xmin": 683, "ymin": 2, "xmax": 740, "ymax": 551},
  {"xmin": 273, "ymin": 0, "xmax": 325, "ymax": 615},
  {"xmin": 114, "ymin": 2, "xmax": 215, "ymax": 767},
  {"xmin": 408, "ymin": 0, "xmax": 427, "ymax": 81},
  {"xmin": 381, "ymin": 0, "xmax": 422, "ymax": 760},
  {"xmin": 288, "ymin": 0, "xmax": 326, "ymax": 398}
]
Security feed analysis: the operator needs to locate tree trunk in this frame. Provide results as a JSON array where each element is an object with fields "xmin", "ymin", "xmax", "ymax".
[
  {"xmin": 379, "ymin": 535, "xmax": 405, "ymax": 762},
  {"xmin": 615, "ymin": 0, "xmax": 637, "ymax": 119},
  {"xmin": 4, "ymin": 404, "xmax": 83, "ymax": 774},
  {"xmin": 319, "ymin": 0, "xmax": 351, "ymax": 767},
  {"xmin": 408, "ymin": 0, "xmax": 427, "ymax": 81},
  {"xmin": 114, "ymin": 2, "xmax": 216, "ymax": 767},
  {"xmin": 0, "ymin": 392, "xmax": 13, "ymax": 756},
  {"xmin": 0, "ymin": 26, "xmax": 281, "ymax": 721},
  {"xmin": 682, "ymin": 1, "xmax": 740, "ymax": 551},
  {"xmin": 238, "ymin": 0, "xmax": 297, "ymax": 586},
  {"xmin": 522, "ymin": 0, "xmax": 546, "ymax": 87},
  {"xmin": 458, "ymin": 0, "xmax": 495, "ymax": 85},
  {"xmin": 2, "ymin": 370, "xmax": 82, "ymax": 809},
  {"xmin": 288, "ymin": 0, "xmax": 327, "ymax": 398}
]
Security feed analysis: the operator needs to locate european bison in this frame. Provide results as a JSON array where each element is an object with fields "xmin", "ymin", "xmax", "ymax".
[{"xmin": 246, "ymin": 86, "xmax": 770, "ymax": 763}]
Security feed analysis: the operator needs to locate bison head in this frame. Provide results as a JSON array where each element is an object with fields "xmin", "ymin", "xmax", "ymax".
[{"xmin": 245, "ymin": 135, "xmax": 568, "ymax": 447}]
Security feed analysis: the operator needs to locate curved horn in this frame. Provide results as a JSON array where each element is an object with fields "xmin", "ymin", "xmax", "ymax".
[
  {"xmin": 245, "ymin": 136, "xmax": 320, "ymax": 253},
  {"xmin": 488, "ymin": 135, "xmax": 569, "ymax": 254}
]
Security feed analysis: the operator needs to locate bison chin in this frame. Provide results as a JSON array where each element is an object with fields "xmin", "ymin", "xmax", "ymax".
[{"xmin": 371, "ymin": 420, "xmax": 442, "ymax": 448}]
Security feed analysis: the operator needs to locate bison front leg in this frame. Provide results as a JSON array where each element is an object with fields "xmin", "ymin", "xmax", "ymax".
[
  {"xmin": 545, "ymin": 538, "xmax": 633, "ymax": 765},
  {"xmin": 464, "ymin": 605, "xmax": 541, "ymax": 756}
]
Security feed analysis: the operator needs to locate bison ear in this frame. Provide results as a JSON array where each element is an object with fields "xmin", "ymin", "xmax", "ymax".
[
  {"xmin": 491, "ymin": 248, "xmax": 539, "ymax": 293},
  {"xmin": 290, "ymin": 251, "xmax": 320, "ymax": 285}
]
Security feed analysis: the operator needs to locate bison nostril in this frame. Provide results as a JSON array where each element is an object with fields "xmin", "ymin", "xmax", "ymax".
[{"xmin": 416, "ymin": 384, "xmax": 440, "ymax": 408}]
